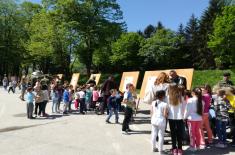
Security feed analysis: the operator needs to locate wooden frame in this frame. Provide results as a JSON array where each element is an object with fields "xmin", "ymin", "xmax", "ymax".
[
  {"xmin": 89, "ymin": 74, "xmax": 101, "ymax": 85},
  {"xmin": 70, "ymin": 73, "xmax": 80, "ymax": 89},
  {"xmin": 139, "ymin": 68, "xmax": 194, "ymax": 98},
  {"xmin": 119, "ymin": 71, "xmax": 140, "ymax": 92}
]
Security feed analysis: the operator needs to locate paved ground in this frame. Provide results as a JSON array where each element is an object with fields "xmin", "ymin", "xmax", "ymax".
[{"xmin": 1, "ymin": 87, "xmax": 235, "ymax": 155}]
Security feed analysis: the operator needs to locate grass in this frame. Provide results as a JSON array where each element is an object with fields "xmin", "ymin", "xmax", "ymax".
[
  {"xmin": 192, "ymin": 70, "xmax": 235, "ymax": 88},
  {"xmin": 77, "ymin": 70, "xmax": 235, "ymax": 90}
]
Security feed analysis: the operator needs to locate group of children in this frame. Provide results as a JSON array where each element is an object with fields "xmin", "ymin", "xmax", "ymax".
[
  {"xmin": 25, "ymin": 79, "xmax": 138, "ymax": 137},
  {"xmin": 150, "ymin": 83, "xmax": 235, "ymax": 155}
]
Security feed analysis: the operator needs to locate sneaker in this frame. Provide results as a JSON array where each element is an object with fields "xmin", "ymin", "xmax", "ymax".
[
  {"xmin": 106, "ymin": 120, "xmax": 111, "ymax": 124},
  {"xmin": 215, "ymin": 143, "xmax": 225, "ymax": 148},
  {"xmin": 115, "ymin": 121, "xmax": 119, "ymax": 124},
  {"xmin": 127, "ymin": 129, "xmax": 133, "ymax": 132},
  {"xmin": 199, "ymin": 145, "xmax": 205, "ymax": 149},
  {"xmin": 171, "ymin": 149, "xmax": 177, "ymax": 155},
  {"xmin": 152, "ymin": 148, "xmax": 158, "ymax": 152},
  {"xmin": 177, "ymin": 149, "xmax": 183, "ymax": 155},
  {"xmin": 122, "ymin": 130, "xmax": 129, "ymax": 135}
]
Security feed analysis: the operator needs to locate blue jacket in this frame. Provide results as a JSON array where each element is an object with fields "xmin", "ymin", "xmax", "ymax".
[{"xmin": 63, "ymin": 90, "xmax": 70, "ymax": 103}]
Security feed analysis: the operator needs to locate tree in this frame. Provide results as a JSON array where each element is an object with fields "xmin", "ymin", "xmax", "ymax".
[
  {"xmin": 184, "ymin": 14, "xmax": 200, "ymax": 68},
  {"xmin": 208, "ymin": 6, "xmax": 235, "ymax": 68},
  {"xmin": 139, "ymin": 28, "xmax": 184, "ymax": 69},
  {"xmin": 52, "ymin": 0, "xmax": 125, "ymax": 76},
  {"xmin": 197, "ymin": 0, "xmax": 225, "ymax": 69},
  {"xmin": 110, "ymin": 32, "xmax": 144, "ymax": 71},
  {"xmin": 143, "ymin": 24, "xmax": 156, "ymax": 38}
]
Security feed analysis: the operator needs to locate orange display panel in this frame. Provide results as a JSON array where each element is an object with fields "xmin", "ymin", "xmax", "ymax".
[
  {"xmin": 89, "ymin": 74, "xmax": 101, "ymax": 85},
  {"xmin": 70, "ymin": 73, "xmax": 80, "ymax": 89},
  {"xmin": 139, "ymin": 68, "xmax": 194, "ymax": 98},
  {"xmin": 57, "ymin": 74, "xmax": 63, "ymax": 80},
  {"xmin": 119, "ymin": 71, "xmax": 140, "ymax": 93}
]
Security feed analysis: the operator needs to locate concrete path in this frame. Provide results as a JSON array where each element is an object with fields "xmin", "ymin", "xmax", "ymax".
[{"xmin": 0, "ymin": 87, "xmax": 235, "ymax": 155}]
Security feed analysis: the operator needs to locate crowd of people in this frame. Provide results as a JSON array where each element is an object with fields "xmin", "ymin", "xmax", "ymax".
[
  {"xmin": 1, "ymin": 71, "xmax": 235, "ymax": 155},
  {"xmin": 147, "ymin": 71, "xmax": 235, "ymax": 155}
]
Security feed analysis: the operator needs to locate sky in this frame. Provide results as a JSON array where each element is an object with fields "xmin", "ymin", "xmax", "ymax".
[{"xmin": 28, "ymin": 0, "xmax": 210, "ymax": 32}]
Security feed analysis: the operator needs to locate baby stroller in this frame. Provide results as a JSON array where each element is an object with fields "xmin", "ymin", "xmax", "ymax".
[{"xmin": 95, "ymin": 96, "xmax": 104, "ymax": 114}]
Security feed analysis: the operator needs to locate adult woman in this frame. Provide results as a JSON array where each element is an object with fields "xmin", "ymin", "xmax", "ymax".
[{"xmin": 144, "ymin": 72, "xmax": 170, "ymax": 104}]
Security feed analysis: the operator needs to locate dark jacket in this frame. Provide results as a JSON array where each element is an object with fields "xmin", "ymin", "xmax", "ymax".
[
  {"xmin": 101, "ymin": 79, "xmax": 118, "ymax": 96},
  {"xmin": 171, "ymin": 76, "xmax": 187, "ymax": 89}
]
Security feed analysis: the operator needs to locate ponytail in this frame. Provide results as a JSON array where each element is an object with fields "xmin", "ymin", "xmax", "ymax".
[{"xmin": 193, "ymin": 87, "xmax": 203, "ymax": 116}]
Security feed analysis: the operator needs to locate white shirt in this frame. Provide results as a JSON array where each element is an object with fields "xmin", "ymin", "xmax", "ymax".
[
  {"xmin": 168, "ymin": 97, "xmax": 184, "ymax": 120},
  {"xmin": 144, "ymin": 83, "xmax": 169, "ymax": 104},
  {"xmin": 77, "ymin": 91, "xmax": 85, "ymax": 99},
  {"xmin": 184, "ymin": 97, "xmax": 203, "ymax": 121},
  {"xmin": 151, "ymin": 100, "xmax": 167, "ymax": 126}
]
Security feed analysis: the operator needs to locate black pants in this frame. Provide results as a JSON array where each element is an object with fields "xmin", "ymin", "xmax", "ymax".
[
  {"xmin": 169, "ymin": 119, "xmax": 184, "ymax": 149},
  {"xmin": 229, "ymin": 113, "xmax": 235, "ymax": 143},
  {"xmin": 101, "ymin": 95, "xmax": 110, "ymax": 114},
  {"xmin": 34, "ymin": 102, "xmax": 41, "ymax": 115},
  {"xmin": 122, "ymin": 107, "xmax": 133, "ymax": 131},
  {"xmin": 79, "ymin": 98, "xmax": 86, "ymax": 113},
  {"xmin": 27, "ymin": 103, "xmax": 34, "ymax": 118},
  {"xmin": 8, "ymin": 87, "xmax": 15, "ymax": 93}
]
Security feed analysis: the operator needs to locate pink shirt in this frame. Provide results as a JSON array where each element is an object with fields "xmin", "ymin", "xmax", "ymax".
[
  {"xmin": 93, "ymin": 90, "xmax": 99, "ymax": 101},
  {"xmin": 202, "ymin": 93, "xmax": 211, "ymax": 113}
]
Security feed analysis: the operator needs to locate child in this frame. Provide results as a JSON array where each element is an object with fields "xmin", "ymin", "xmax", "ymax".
[
  {"xmin": 106, "ymin": 89, "xmax": 119, "ymax": 124},
  {"xmin": 68, "ymin": 85, "xmax": 74, "ymax": 112},
  {"xmin": 85, "ymin": 84, "xmax": 92, "ymax": 111},
  {"xmin": 201, "ymin": 84, "xmax": 213, "ymax": 144},
  {"xmin": 214, "ymin": 89, "xmax": 230, "ymax": 148},
  {"xmin": 184, "ymin": 87, "xmax": 205, "ymax": 151},
  {"xmin": 78, "ymin": 86, "xmax": 86, "ymax": 114},
  {"xmin": 41, "ymin": 85, "xmax": 49, "ymax": 117},
  {"xmin": 122, "ymin": 83, "xmax": 136, "ymax": 134},
  {"xmin": 63, "ymin": 85, "xmax": 70, "ymax": 114},
  {"xmin": 92, "ymin": 86, "xmax": 99, "ymax": 110},
  {"xmin": 8, "ymin": 81, "xmax": 15, "ymax": 93},
  {"xmin": 168, "ymin": 84, "xmax": 185, "ymax": 155},
  {"xmin": 26, "ymin": 87, "xmax": 35, "ymax": 119},
  {"xmin": 51, "ymin": 86, "xmax": 59, "ymax": 113},
  {"xmin": 151, "ymin": 90, "xmax": 168, "ymax": 153},
  {"xmin": 74, "ymin": 87, "xmax": 80, "ymax": 110},
  {"xmin": 34, "ymin": 87, "xmax": 44, "ymax": 117}
]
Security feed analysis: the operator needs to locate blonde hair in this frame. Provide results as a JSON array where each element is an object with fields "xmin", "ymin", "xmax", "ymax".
[
  {"xmin": 155, "ymin": 72, "xmax": 169, "ymax": 85},
  {"xmin": 168, "ymin": 84, "xmax": 181, "ymax": 106}
]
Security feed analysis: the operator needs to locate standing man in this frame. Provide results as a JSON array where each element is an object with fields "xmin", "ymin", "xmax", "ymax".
[
  {"xmin": 169, "ymin": 70, "xmax": 187, "ymax": 89},
  {"xmin": 101, "ymin": 75, "xmax": 118, "ymax": 115},
  {"xmin": 219, "ymin": 72, "xmax": 233, "ymax": 87}
]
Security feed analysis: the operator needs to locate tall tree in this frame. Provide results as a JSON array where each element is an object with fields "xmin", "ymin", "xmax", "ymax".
[
  {"xmin": 110, "ymin": 32, "xmax": 144, "ymax": 71},
  {"xmin": 184, "ymin": 14, "xmax": 200, "ymax": 68},
  {"xmin": 208, "ymin": 6, "xmax": 235, "ymax": 68},
  {"xmin": 197, "ymin": 0, "xmax": 225, "ymax": 69},
  {"xmin": 52, "ymin": 0, "xmax": 125, "ymax": 76},
  {"xmin": 139, "ymin": 28, "xmax": 183, "ymax": 69},
  {"xmin": 143, "ymin": 24, "xmax": 156, "ymax": 38}
]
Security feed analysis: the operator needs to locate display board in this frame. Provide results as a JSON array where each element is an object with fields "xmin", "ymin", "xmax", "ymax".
[
  {"xmin": 89, "ymin": 74, "xmax": 101, "ymax": 85},
  {"xmin": 139, "ymin": 68, "xmax": 194, "ymax": 98},
  {"xmin": 119, "ymin": 71, "xmax": 140, "ymax": 92},
  {"xmin": 70, "ymin": 73, "xmax": 80, "ymax": 89},
  {"xmin": 57, "ymin": 74, "xmax": 63, "ymax": 80}
]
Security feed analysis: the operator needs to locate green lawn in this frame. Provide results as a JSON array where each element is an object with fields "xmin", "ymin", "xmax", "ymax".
[{"xmin": 192, "ymin": 70, "xmax": 235, "ymax": 88}]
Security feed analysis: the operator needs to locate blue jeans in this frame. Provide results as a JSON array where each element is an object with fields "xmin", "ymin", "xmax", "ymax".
[
  {"xmin": 52, "ymin": 99, "xmax": 58, "ymax": 113},
  {"xmin": 216, "ymin": 119, "xmax": 227, "ymax": 144},
  {"xmin": 106, "ymin": 108, "xmax": 119, "ymax": 122}
]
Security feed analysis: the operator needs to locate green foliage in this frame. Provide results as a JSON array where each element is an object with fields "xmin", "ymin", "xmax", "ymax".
[
  {"xmin": 111, "ymin": 32, "xmax": 144, "ymax": 71},
  {"xmin": 208, "ymin": 6, "xmax": 235, "ymax": 69},
  {"xmin": 139, "ymin": 28, "xmax": 184, "ymax": 69}
]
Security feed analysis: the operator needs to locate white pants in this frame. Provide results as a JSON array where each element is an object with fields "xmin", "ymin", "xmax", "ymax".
[{"xmin": 151, "ymin": 124, "xmax": 165, "ymax": 151}]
